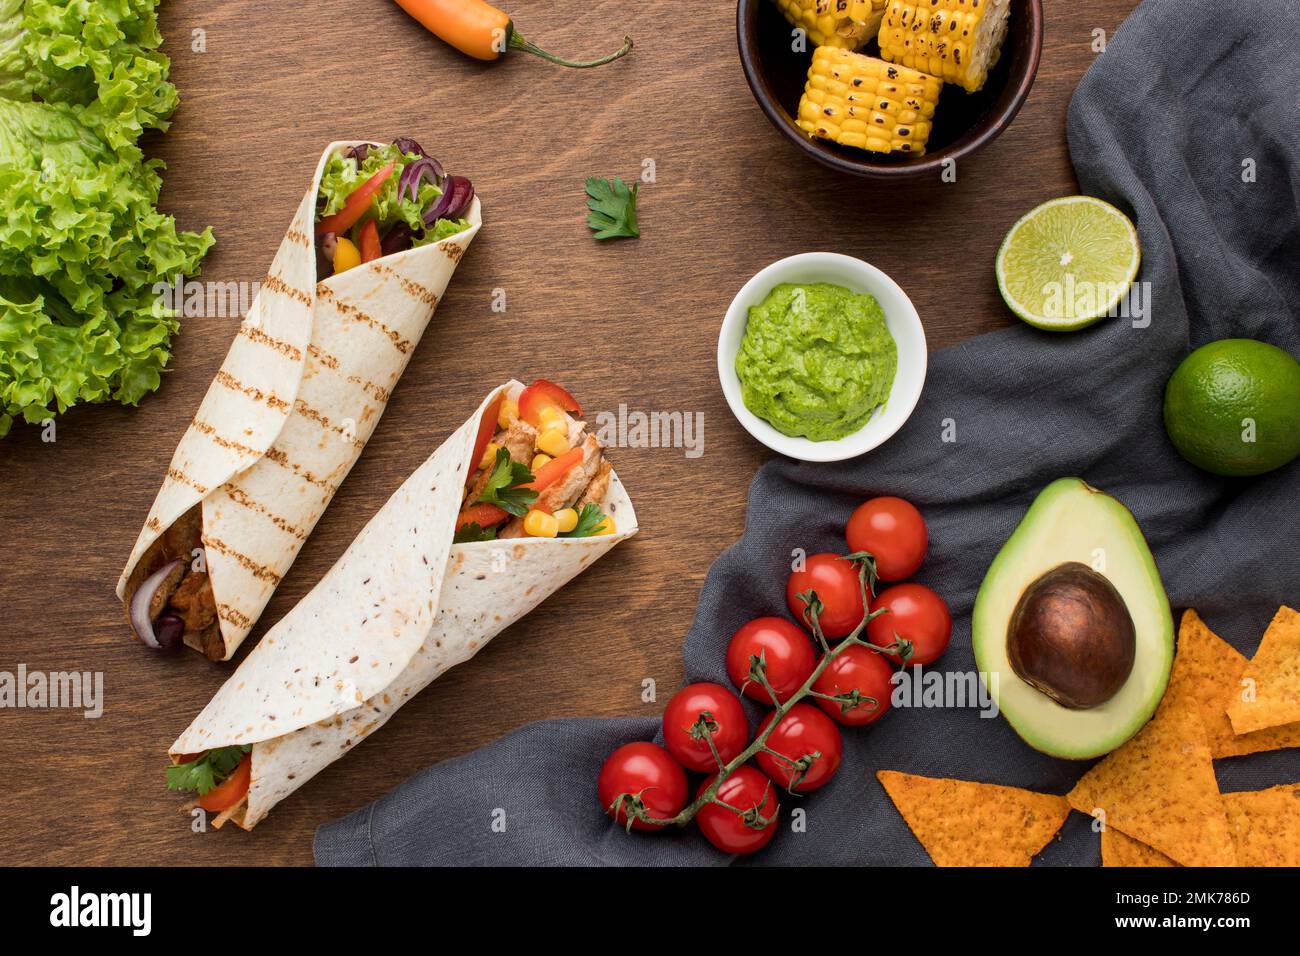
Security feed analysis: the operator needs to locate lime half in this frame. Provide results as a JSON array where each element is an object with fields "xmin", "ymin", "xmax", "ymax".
[{"xmin": 996, "ymin": 196, "xmax": 1141, "ymax": 331}]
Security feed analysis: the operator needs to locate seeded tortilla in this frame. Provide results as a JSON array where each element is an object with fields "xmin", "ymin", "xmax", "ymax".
[
  {"xmin": 1226, "ymin": 606, "xmax": 1300, "ymax": 735},
  {"xmin": 1175, "ymin": 610, "xmax": 1300, "ymax": 757},
  {"xmin": 1066, "ymin": 672, "xmax": 1236, "ymax": 866},
  {"xmin": 1223, "ymin": 783, "xmax": 1300, "ymax": 866},
  {"xmin": 1100, "ymin": 826, "xmax": 1177, "ymax": 867},
  {"xmin": 117, "ymin": 141, "xmax": 482, "ymax": 660},
  {"xmin": 876, "ymin": 770, "xmax": 1069, "ymax": 867}
]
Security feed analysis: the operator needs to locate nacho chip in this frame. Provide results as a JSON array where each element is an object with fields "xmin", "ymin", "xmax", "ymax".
[
  {"xmin": 1223, "ymin": 783, "xmax": 1300, "ymax": 866},
  {"xmin": 877, "ymin": 770, "xmax": 1069, "ymax": 867},
  {"xmin": 1227, "ymin": 607, "xmax": 1300, "ymax": 735},
  {"xmin": 1067, "ymin": 677, "xmax": 1236, "ymax": 866},
  {"xmin": 1175, "ymin": 610, "xmax": 1300, "ymax": 758},
  {"xmin": 1100, "ymin": 826, "xmax": 1177, "ymax": 867}
]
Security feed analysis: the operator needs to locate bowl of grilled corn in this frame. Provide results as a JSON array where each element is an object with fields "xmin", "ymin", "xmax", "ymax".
[{"xmin": 737, "ymin": 0, "xmax": 1042, "ymax": 178}]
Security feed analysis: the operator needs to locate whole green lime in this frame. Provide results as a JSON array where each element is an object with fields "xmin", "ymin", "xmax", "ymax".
[{"xmin": 1163, "ymin": 339, "xmax": 1300, "ymax": 477}]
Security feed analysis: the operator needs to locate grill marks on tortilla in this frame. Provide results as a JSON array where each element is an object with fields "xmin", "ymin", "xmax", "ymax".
[
  {"xmin": 261, "ymin": 271, "xmax": 312, "ymax": 307},
  {"xmin": 189, "ymin": 418, "xmax": 262, "ymax": 459},
  {"xmin": 262, "ymin": 446, "xmax": 337, "ymax": 494},
  {"xmin": 237, "ymin": 323, "xmax": 304, "ymax": 365},
  {"xmin": 316, "ymin": 285, "xmax": 411, "ymax": 354},
  {"xmin": 222, "ymin": 484, "xmax": 309, "ymax": 542},
  {"xmin": 202, "ymin": 534, "xmax": 283, "ymax": 585},
  {"xmin": 214, "ymin": 369, "xmax": 290, "ymax": 413},
  {"xmin": 167, "ymin": 467, "xmax": 208, "ymax": 495},
  {"xmin": 372, "ymin": 263, "xmax": 439, "ymax": 307}
]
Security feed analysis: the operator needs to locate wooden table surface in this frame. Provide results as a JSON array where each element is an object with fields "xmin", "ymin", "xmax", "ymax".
[{"xmin": 0, "ymin": 0, "xmax": 1136, "ymax": 865}]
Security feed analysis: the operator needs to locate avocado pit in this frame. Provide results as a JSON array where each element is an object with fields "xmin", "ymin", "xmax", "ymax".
[{"xmin": 1007, "ymin": 562, "xmax": 1136, "ymax": 709}]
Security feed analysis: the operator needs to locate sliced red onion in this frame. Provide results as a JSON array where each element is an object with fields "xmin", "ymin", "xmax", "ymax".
[
  {"xmin": 398, "ymin": 157, "xmax": 444, "ymax": 204},
  {"xmin": 424, "ymin": 175, "xmax": 474, "ymax": 225},
  {"xmin": 380, "ymin": 222, "xmax": 415, "ymax": 257},
  {"xmin": 392, "ymin": 137, "xmax": 427, "ymax": 159},
  {"xmin": 129, "ymin": 558, "xmax": 182, "ymax": 651}
]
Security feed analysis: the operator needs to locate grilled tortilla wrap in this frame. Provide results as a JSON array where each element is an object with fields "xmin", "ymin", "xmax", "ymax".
[
  {"xmin": 169, "ymin": 382, "xmax": 637, "ymax": 829},
  {"xmin": 117, "ymin": 141, "xmax": 482, "ymax": 660}
]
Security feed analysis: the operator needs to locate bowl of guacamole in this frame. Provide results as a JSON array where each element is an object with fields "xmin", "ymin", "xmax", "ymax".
[{"xmin": 718, "ymin": 253, "xmax": 927, "ymax": 462}]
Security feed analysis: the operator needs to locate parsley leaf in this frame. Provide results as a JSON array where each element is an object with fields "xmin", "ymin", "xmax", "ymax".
[
  {"xmin": 453, "ymin": 522, "xmax": 498, "ymax": 543},
  {"xmin": 475, "ymin": 448, "xmax": 537, "ymax": 517},
  {"xmin": 560, "ymin": 502, "xmax": 608, "ymax": 538},
  {"xmin": 585, "ymin": 176, "xmax": 639, "ymax": 239},
  {"xmin": 166, "ymin": 745, "xmax": 250, "ymax": 796}
]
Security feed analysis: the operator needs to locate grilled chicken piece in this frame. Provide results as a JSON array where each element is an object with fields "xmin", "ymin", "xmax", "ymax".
[
  {"xmin": 579, "ymin": 460, "xmax": 613, "ymax": 510},
  {"xmin": 169, "ymin": 571, "xmax": 217, "ymax": 632},
  {"xmin": 500, "ymin": 434, "xmax": 603, "ymax": 538}
]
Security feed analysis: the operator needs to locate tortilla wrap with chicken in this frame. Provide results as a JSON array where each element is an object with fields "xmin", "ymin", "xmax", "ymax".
[
  {"xmin": 166, "ymin": 380, "xmax": 637, "ymax": 829},
  {"xmin": 116, "ymin": 139, "xmax": 482, "ymax": 661}
]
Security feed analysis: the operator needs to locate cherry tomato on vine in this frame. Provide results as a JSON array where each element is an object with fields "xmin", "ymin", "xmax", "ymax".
[
  {"xmin": 846, "ymin": 496, "xmax": 928, "ymax": 582},
  {"xmin": 786, "ymin": 553, "xmax": 866, "ymax": 639},
  {"xmin": 812, "ymin": 644, "xmax": 894, "ymax": 726},
  {"xmin": 662, "ymin": 683, "xmax": 749, "ymax": 773},
  {"xmin": 867, "ymin": 583, "xmax": 953, "ymax": 666},
  {"xmin": 726, "ymin": 617, "xmax": 816, "ymax": 704},
  {"xmin": 755, "ymin": 703, "xmax": 843, "ymax": 793},
  {"xmin": 597, "ymin": 742, "xmax": 688, "ymax": 831},
  {"xmin": 695, "ymin": 765, "xmax": 781, "ymax": 855}
]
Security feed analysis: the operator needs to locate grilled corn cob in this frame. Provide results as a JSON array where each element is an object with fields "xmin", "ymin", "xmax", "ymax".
[
  {"xmin": 796, "ymin": 46, "xmax": 942, "ymax": 156},
  {"xmin": 773, "ymin": 0, "xmax": 888, "ymax": 50},
  {"xmin": 877, "ymin": 0, "xmax": 1011, "ymax": 93}
]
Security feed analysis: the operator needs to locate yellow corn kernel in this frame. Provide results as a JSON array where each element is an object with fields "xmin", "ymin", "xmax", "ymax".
[
  {"xmin": 531, "ymin": 453, "xmax": 552, "ymax": 471},
  {"xmin": 877, "ymin": 0, "xmax": 1011, "ymax": 94},
  {"xmin": 538, "ymin": 405, "xmax": 566, "ymax": 429},
  {"xmin": 478, "ymin": 442, "xmax": 502, "ymax": 471},
  {"xmin": 774, "ymin": 0, "xmax": 885, "ymax": 49},
  {"xmin": 554, "ymin": 508, "xmax": 579, "ymax": 534},
  {"xmin": 523, "ymin": 509, "xmax": 559, "ymax": 538},
  {"xmin": 497, "ymin": 397, "xmax": 519, "ymax": 429},
  {"xmin": 536, "ymin": 426, "xmax": 570, "ymax": 457},
  {"xmin": 333, "ymin": 237, "xmax": 361, "ymax": 273},
  {"xmin": 593, "ymin": 516, "xmax": 616, "ymax": 536},
  {"xmin": 796, "ymin": 46, "xmax": 942, "ymax": 156}
]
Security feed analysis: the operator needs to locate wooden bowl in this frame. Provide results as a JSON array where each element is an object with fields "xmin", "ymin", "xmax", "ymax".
[{"xmin": 737, "ymin": 0, "xmax": 1043, "ymax": 179}]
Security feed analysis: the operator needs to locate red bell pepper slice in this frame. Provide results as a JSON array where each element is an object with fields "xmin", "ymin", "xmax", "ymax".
[
  {"xmin": 316, "ymin": 160, "xmax": 397, "ymax": 235},
  {"xmin": 198, "ymin": 753, "xmax": 251, "ymax": 814},
  {"xmin": 521, "ymin": 447, "xmax": 584, "ymax": 512},
  {"xmin": 467, "ymin": 395, "xmax": 504, "ymax": 486},
  {"xmin": 517, "ymin": 379, "xmax": 582, "ymax": 428},
  {"xmin": 358, "ymin": 219, "xmax": 382, "ymax": 263},
  {"xmin": 456, "ymin": 503, "xmax": 509, "ymax": 530}
]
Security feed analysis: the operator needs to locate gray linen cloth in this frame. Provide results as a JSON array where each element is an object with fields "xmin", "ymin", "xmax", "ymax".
[{"xmin": 317, "ymin": 0, "xmax": 1300, "ymax": 865}]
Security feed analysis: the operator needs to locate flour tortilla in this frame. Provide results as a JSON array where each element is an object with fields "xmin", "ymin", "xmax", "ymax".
[
  {"xmin": 169, "ymin": 382, "xmax": 637, "ymax": 828},
  {"xmin": 117, "ymin": 141, "xmax": 482, "ymax": 660}
]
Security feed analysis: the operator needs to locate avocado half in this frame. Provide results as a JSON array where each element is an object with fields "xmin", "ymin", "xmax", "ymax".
[{"xmin": 972, "ymin": 478, "xmax": 1174, "ymax": 760}]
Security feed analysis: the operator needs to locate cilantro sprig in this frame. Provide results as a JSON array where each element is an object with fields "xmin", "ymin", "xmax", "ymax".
[
  {"xmin": 453, "ymin": 522, "xmax": 498, "ymax": 544},
  {"xmin": 475, "ymin": 448, "xmax": 537, "ymax": 517},
  {"xmin": 560, "ymin": 502, "xmax": 608, "ymax": 538},
  {"xmin": 586, "ymin": 176, "xmax": 639, "ymax": 239},
  {"xmin": 166, "ymin": 745, "xmax": 250, "ymax": 796}
]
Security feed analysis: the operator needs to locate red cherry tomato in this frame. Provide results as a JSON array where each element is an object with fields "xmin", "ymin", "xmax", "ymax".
[
  {"xmin": 812, "ymin": 644, "xmax": 895, "ymax": 726},
  {"xmin": 695, "ymin": 765, "xmax": 780, "ymax": 855},
  {"xmin": 662, "ymin": 683, "xmax": 749, "ymax": 773},
  {"xmin": 755, "ymin": 704, "xmax": 843, "ymax": 793},
  {"xmin": 726, "ymin": 617, "xmax": 816, "ymax": 704},
  {"xmin": 198, "ymin": 754, "xmax": 251, "ymax": 814},
  {"xmin": 597, "ymin": 742, "xmax": 688, "ymax": 831},
  {"xmin": 517, "ymin": 379, "xmax": 581, "ymax": 428},
  {"xmin": 786, "ymin": 553, "xmax": 866, "ymax": 639},
  {"xmin": 845, "ymin": 496, "xmax": 928, "ymax": 582},
  {"xmin": 868, "ymin": 583, "xmax": 953, "ymax": 666}
]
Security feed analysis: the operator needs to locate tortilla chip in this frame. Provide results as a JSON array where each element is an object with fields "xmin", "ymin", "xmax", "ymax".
[
  {"xmin": 1223, "ymin": 783, "xmax": 1300, "ymax": 866},
  {"xmin": 1067, "ymin": 676, "xmax": 1236, "ymax": 866},
  {"xmin": 877, "ymin": 770, "xmax": 1069, "ymax": 867},
  {"xmin": 1227, "ymin": 607, "xmax": 1300, "ymax": 735},
  {"xmin": 1100, "ymin": 826, "xmax": 1178, "ymax": 867},
  {"xmin": 1175, "ymin": 610, "xmax": 1300, "ymax": 757}
]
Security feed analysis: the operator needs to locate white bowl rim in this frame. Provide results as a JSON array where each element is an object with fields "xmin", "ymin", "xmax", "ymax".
[{"xmin": 717, "ymin": 252, "xmax": 928, "ymax": 463}]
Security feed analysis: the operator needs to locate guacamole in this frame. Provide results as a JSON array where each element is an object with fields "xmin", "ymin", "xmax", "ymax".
[{"xmin": 735, "ymin": 283, "xmax": 897, "ymax": 442}]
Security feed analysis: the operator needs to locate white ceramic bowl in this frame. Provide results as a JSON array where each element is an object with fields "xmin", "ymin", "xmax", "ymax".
[{"xmin": 718, "ymin": 252, "xmax": 927, "ymax": 463}]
